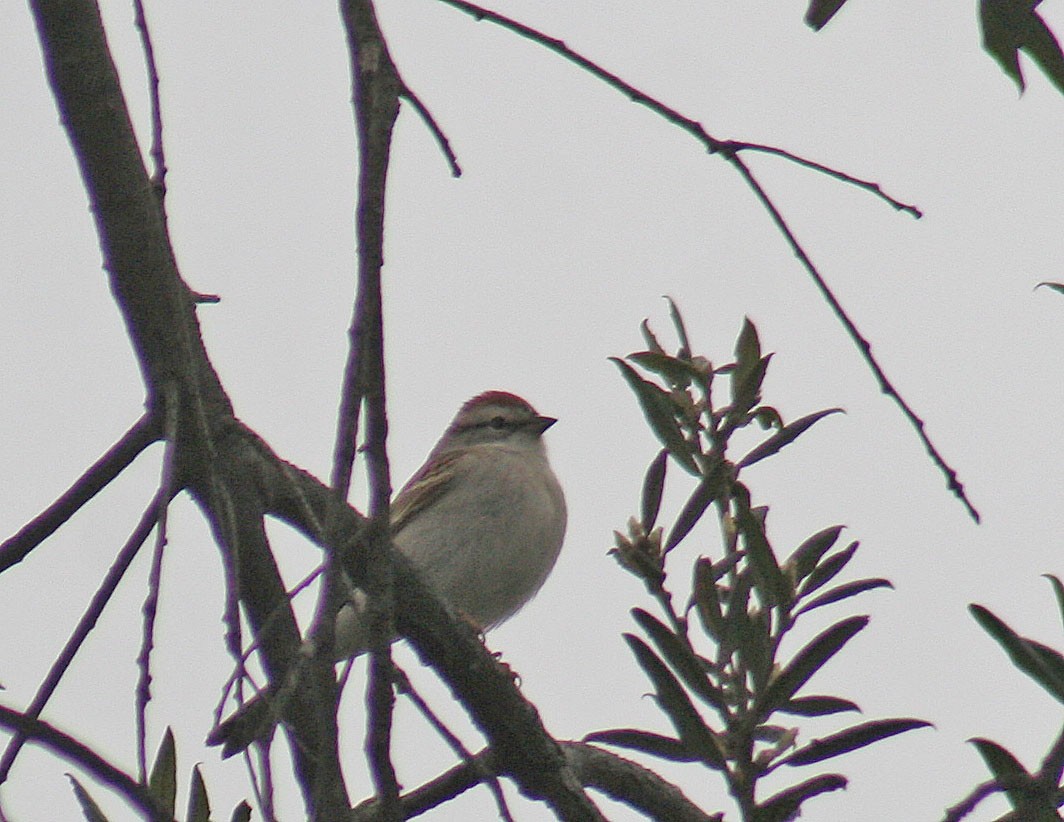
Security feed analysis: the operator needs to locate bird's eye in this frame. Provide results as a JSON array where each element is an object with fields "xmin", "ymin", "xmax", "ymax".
[{"xmin": 490, "ymin": 415, "xmax": 507, "ymax": 429}]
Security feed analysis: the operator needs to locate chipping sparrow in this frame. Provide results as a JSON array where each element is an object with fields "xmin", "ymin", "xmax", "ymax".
[{"xmin": 210, "ymin": 391, "xmax": 566, "ymax": 753}]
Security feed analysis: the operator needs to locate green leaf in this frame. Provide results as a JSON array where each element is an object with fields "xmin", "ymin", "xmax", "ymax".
[
  {"xmin": 624, "ymin": 633, "xmax": 726, "ymax": 769},
  {"xmin": 665, "ymin": 295, "xmax": 692, "ymax": 356},
  {"xmin": 755, "ymin": 774, "xmax": 847, "ymax": 822},
  {"xmin": 796, "ymin": 541, "xmax": 859, "ymax": 600},
  {"xmin": 780, "ymin": 718, "xmax": 932, "ymax": 766},
  {"xmin": 640, "ymin": 449, "xmax": 669, "ymax": 531},
  {"xmin": 980, "ymin": 0, "xmax": 1064, "ymax": 96},
  {"xmin": 794, "ymin": 578, "xmax": 893, "ymax": 616},
  {"xmin": 67, "ymin": 775, "xmax": 110, "ymax": 822},
  {"xmin": 970, "ymin": 604, "xmax": 1064, "ymax": 703},
  {"xmin": 787, "ymin": 526, "xmax": 844, "ymax": 583},
  {"xmin": 188, "ymin": 764, "xmax": 211, "ymax": 822},
  {"xmin": 692, "ymin": 557, "xmax": 724, "ymax": 641},
  {"xmin": 628, "ymin": 351, "xmax": 704, "ymax": 388},
  {"xmin": 632, "ymin": 608, "xmax": 728, "ymax": 713},
  {"xmin": 737, "ymin": 606, "xmax": 774, "ymax": 692},
  {"xmin": 735, "ymin": 493, "xmax": 790, "ymax": 606},
  {"xmin": 737, "ymin": 408, "xmax": 843, "ymax": 469},
  {"xmin": 583, "ymin": 728, "xmax": 700, "ymax": 762},
  {"xmin": 665, "ymin": 463, "xmax": 726, "ymax": 552},
  {"xmin": 640, "ymin": 319, "xmax": 666, "ymax": 355},
  {"xmin": 611, "ymin": 357, "xmax": 699, "ymax": 475},
  {"xmin": 805, "ymin": 0, "xmax": 851, "ymax": 31},
  {"xmin": 778, "ymin": 695, "xmax": 861, "ymax": 717},
  {"xmin": 731, "ymin": 319, "xmax": 771, "ymax": 417},
  {"xmin": 1044, "ymin": 574, "xmax": 1064, "ymax": 633},
  {"xmin": 970, "ymin": 738, "xmax": 1058, "ymax": 818},
  {"xmin": 1036, "ymin": 281, "xmax": 1064, "ymax": 297},
  {"xmin": 735, "ymin": 317, "xmax": 761, "ymax": 372},
  {"xmin": 758, "ymin": 616, "xmax": 869, "ymax": 717},
  {"xmin": 149, "ymin": 728, "xmax": 177, "ymax": 816},
  {"xmin": 230, "ymin": 802, "xmax": 253, "ymax": 822}
]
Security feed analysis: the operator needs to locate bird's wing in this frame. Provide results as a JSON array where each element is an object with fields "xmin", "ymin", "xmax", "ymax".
[{"xmin": 390, "ymin": 449, "xmax": 464, "ymax": 534}]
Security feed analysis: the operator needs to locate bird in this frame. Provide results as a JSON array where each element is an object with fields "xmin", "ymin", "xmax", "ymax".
[{"xmin": 209, "ymin": 390, "xmax": 566, "ymax": 754}]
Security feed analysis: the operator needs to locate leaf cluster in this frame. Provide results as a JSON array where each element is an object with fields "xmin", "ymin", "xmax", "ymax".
[{"xmin": 596, "ymin": 307, "xmax": 928, "ymax": 821}]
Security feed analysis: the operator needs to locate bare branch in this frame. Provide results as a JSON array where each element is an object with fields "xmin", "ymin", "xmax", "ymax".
[
  {"xmin": 131, "ymin": 0, "xmax": 168, "ymax": 195},
  {"xmin": 0, "ymin": 413, "xmax": 159, "ymax": 573},
  {"xmin": 0, "ymin": 706, "xmax": 170, "ymax": 822},
  {"xmin": 400, "ymin": 85, "xmax": 462, "ymax": 177},
  {"xmin": 0, "ymin": 489, "xmax": 164, "ymax": 784}
]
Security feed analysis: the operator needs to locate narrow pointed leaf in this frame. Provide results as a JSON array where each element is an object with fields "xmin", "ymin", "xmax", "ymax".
[
  {"xmin": 629, "ymin": 351, "xmax": 703, "ymax": 388},
  {"xmin": 970, "ymin": 737, "xmax": 1057, "ymax": 816},
  {"xmin": 735, "ymin": 317, "xmax": 761, "ymax": 371},
  {"xmin": 780, "ymin": 718, "xmax": 931, "ymax": 767},
  {"xmin": 641, "ymin": 318, "xmax": 666, "ymax": 355},
  {"xmin": 737, "ymin": 408, "xmax": 843, "ymax": 469},
  {"xmin": 67, "ymin": 775, "xmax": 110, "ymax": 822},
  {"xmin": 756, "ymin": 774, "xmax": 847, "ymax": 822},
  {"xmin": 1022, "ymin": 9, "xmax": 1064, "ymax": 95},
  {"xmin": 640, "ymin": 449, "xmax": 669, "ymax": 530},
  {"xmin": 583, "ymin": 728, "xmax": 700, "ymax": 762},
  {"xmin": 778, "ymin": 695, "xmax": 861, "ymax": 717},
  {"xmin": 732, "ymin": 356, "xmax": 772, "ymax": 418},
  {"xmin": 692, "ymin": 557, "xmax": 724, "ymax": 640},
  {"xmin": 735, "ymin": 495, "xmax": 789, "ymax": 606},
  {"xmin": 612, "ymin": 358, "xmax": 699, "ymax": 474},
  {"xmin": 665, "ymin": 295, "xmax": 692, "ymax": 356},
  {"xmin": 633, "ymin": 608, "xmax": 728, "ymax": 713},
  {"xmin": 805, "ymin": 0, "xmax": 850, "ymax": 31},
  {"xmin": 759, "ymin": 616, "xmax": 869, "ymax": 716},
  {"xmin": 1036, "ymin": 281, "xmax": 1064, "ymax": 297},
  {"xmin": 188, "ymin": 764, "xmax": 211, "ymax": 822},
  {"xmin": 149, "ymin": 728, "xmax": 177, "ymax": 815},
  {"xmin": 981, "ymin": 0, "xmax": 1026, "ymax": 91},
  {"xmin": 795, "ymin": 578, "xmax": 893, "ymax": 616},
  {"xmin": 797, "ymin": 541, "xmax": 859, "ymax": 600},
  {"xmin": 1044, "ymin": 574, "xmax": 1064, "ymax": 633},
  {"xmin": 665, "ymin": 463, "xmax": 725, "ymax": 552},
  {"xmin": 624, "ymin": 633, "xmax": 726, "ymax": 768},
  {"xmin": 230, "ymin": 802, "xmax": 253, "ymax": 822},
  {"xmin": 970, "ymin": 604, "xmax": 1064, "ymax": 703},
  {"xmin": 787, "ymin": 526, "xmax": 844, "ymax": 583}
]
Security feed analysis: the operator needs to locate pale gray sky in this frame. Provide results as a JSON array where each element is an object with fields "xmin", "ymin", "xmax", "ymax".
[{"xmin": 3, "ymin": 1, "xmax": 1064, "ymax": 820}]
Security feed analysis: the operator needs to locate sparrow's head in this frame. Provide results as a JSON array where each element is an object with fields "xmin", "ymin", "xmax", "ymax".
[{"xmin": 443, "ymin": 391, "xmax": 557, "ymax": 449}]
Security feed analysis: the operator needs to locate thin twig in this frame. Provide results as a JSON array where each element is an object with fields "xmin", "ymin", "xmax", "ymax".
[
  {"xmin": 131, "ymin": 0, "xmax": 167, "ymax": 194},
  {"xmin": 0, "ymin": 414, "xmax": 159, "ymax": 573},
  {"xmin": 400, "ymin": 85, "xmax": 462, "ymax": 177},
  {"xmin": 135, "ymin": 388, "xmax": 178, "ymax": 782},
  {"xmin": 0, "ymin": 706, "xmax": 169, "ymax": 822},
  {"xmin": 434, "ymin": 0, "xmax": 978, "ymax": 521},
  {"xmin": 0, "ymin": 489, "xmax": 165, "ymax": 785},
  {"xmin": 723, "ymin": 141, "xmax": 922, "ymax": 218},
  {"xmin": 395, "ymin": 668, "xmax": 514, "ymax": 821},
  {"xmin": 722, "ymin": 150, "xmax": 979, "ymax": 521}
]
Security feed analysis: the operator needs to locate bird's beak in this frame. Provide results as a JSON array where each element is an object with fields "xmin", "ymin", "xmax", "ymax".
[{"xmin": 532, "ymin": 415, "xmax": 557, "ymax": 434}]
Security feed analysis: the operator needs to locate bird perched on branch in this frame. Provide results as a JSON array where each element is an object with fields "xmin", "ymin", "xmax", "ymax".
[{"xmin": 209, "ymin": 390, "xmax": 567, "ymax": 755}]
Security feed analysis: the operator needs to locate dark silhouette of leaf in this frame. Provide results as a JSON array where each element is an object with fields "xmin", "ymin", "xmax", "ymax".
[
  {"xmin": 640, "ymin": 449, "xmax": 668, "ymax": 531},
  {"xmin": 148, "ymin": 727, "xmax": 176, "ymax": 816},
  {"xmin": 1044, "ymin": 574, "xmax": 1064, "ymax": 633},
  {"xmin": 735, "ymin": 493, "xmax": 789, "ymax": 606},
  {"xmin": 804, "ymin": 0, "xmax": 851, "ymax": 31},
  {"xmin": 779, "ymin": 718, "xmax": 931, "ymax": 766},
  {"xmin": 188, "ymin": 764, "xmax": 211, "ymax": 822},
  {"xmin": 755, "ymin": 774, "xmax": 847, "ymax": 822},
  {"xmin": 230, "ymin": 801, "xmax": 253, "ymax": 822},
  {"xmin": 583, "ymin": 728, "xmax": 700, "ymax": 762},
  {"xmin": 632, "ymin": 608, "xmax": 728, "ymax": 713},
  {"xmin": 970, "ymin": 738, "xmax": 1059, "ymax": 818},
  {"xmin": 758, "ymin": 616, "xmax": 869, "ymax": 717},
  {"xmin": 624, "ymin": 634, "xmax": 726, "ymax": 768},
  {"xmin": 612, "ymin": 357, "xmax": 699, "ymax": 474},
  {"xmin": 970, "ymin": 604, "xmax": 1064, "ymax": 703},
  {"xmin": 980, "ymin": 0, "xmax": 1064, "ymax": 95},
  {"xmin": 794, "ymin": 578, "xmax": 893, "ymax": 616},
  {"xmin": 692, "ymin": 557, "xmax": 724, "ymax": 640},
  {"xmin": 629, "ymin": 351, "xmax": 704, "ymax": 388},
  {"xmin": 666, "ymin": 295, "xmax": 692, "ymax": 356},
  {"xmin": 796, "ymin": 541, "xmax": 859, "ymax": 600},
  {"xmin": 67, "ymin": 775, "xmax": 110, "ymax": 822},
  {"xmin": 778, "ymin": 695, "xmax": 861, "ymax": 717},
  {"xmin": 786, "ymin": 526, "xmax": 844, "ymax": 583},
  {"xmin": 641, "ymin": 318, "xmax": 666, "ymax": 355},
  {"xmin": 666, "ymin": 463, "xmax": 726, "ymax": 552},
  {"xmin": 1036, "ymin": 281, "xmax": 1064, "ymax": 297},
  {"xmin": 737, "ymin": 408, "xmax": 843, "ymax": 468}
]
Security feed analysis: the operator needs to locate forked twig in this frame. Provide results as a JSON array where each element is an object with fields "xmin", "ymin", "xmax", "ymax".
[{"xmin": 433, "ymin": 0, "xmax": 978, "ymax": 522}]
